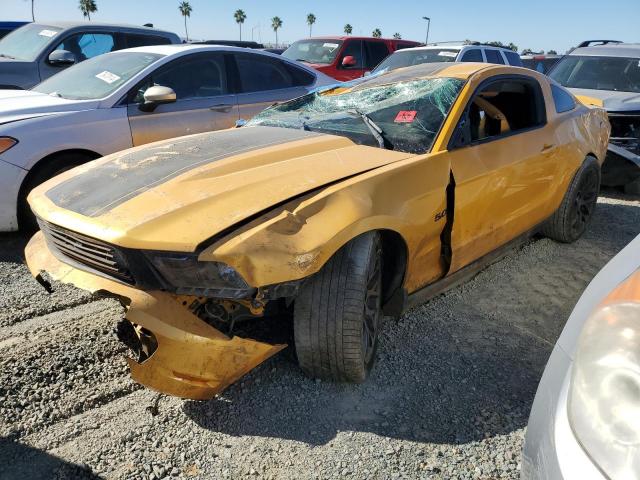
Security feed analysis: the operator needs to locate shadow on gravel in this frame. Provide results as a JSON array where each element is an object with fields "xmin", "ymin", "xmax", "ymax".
[
  {"xmin": 0, "ymin": 232, "xmax": 30, "ymax": 263},
  {"xmin": 0, "ymin": 436, "xmax": 102, "ymax": 479},
  {"xmin": 183, "ymin": 198, "xmax": 640, "ymax": 447}
]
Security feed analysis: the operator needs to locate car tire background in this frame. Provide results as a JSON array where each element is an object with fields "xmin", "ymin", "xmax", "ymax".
[
  {"xmin": 542, "ymin": 155, "xmax": 600, "ymax": 243},
  {"xmin": 18, "ymin": 153, "xmax": 93, "ymax": 231},
  {"xmin": 294, "ymin": 231, "xmax": 382, "ymax": 383}
]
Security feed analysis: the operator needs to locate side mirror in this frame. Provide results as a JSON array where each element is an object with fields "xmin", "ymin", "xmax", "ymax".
[
  {"xmin": 341, "ymin": 55, "xmax": 357, "ymax": 67},
  {"xmin": 139, "ymin": 85, "xmax": 177, "ymax": 112},
  {"xmin": 235, "ymin": 119, "xmax": 247, "ymax": 128},
  {"xmin": 48, "ymin": 50, "xmax": 76, "ymax": 66},
  {"xmin": 364, "ymin": 71, "xmax": 371, "ymax": 77}
]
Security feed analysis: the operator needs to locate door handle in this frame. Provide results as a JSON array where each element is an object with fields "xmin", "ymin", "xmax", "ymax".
[
  {"xmin": 542, "ymin": 143, "xmax": 555, "ymax": 152},
  {"xmin": 210, "ymin": 104, "xmax": 232, "ymax": 113}
]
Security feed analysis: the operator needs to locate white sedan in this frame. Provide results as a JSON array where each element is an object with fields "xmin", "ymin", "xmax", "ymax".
[
  {"xmin": 522, "ymin": 234, "xmax": 640, "ymax": 479},
  {"xmin": 0, "ymin": 44, "xmax": 334, "ymax": 230}
]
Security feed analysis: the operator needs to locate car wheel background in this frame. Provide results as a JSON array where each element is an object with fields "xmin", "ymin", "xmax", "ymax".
[
  {"xmin": 18, "ymin": 153, "xmax": 95, "ymax": 232},
  {"xmin": 294, "ymin": 231, "xmax": 383, "ymax": 383},
  {"xmin": 542, "ymin": 155, "xmax": 600, "ymax": 243}
]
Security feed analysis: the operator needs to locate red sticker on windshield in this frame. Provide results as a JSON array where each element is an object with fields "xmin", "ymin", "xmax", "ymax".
[{"xmin": 395, "ymin": 110, "xmax": 417, "ymax": 123}]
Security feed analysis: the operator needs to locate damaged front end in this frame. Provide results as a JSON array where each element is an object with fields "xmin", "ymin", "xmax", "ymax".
[
  {"xmin": 25, "ymin": 230, "xmax": 286, "ymax": 400},
  {"xmin": 602, "ymin": 110, "xmax": 640, "ymax": 186}
]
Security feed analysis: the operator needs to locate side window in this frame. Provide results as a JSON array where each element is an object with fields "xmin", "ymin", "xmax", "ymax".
[
  {"xmin": 395, "ymin": 43, "xmax": 414, "ymax": 51},
  {"xmin": 54, "ymin": 32, "xmax": 115, "ymax": 61},
  {"xmin": 236, "ymin": 54, "xmax": 294, "ymax": 92},
  {"xmin": 364, "ymin": 41, "xmax": 390, "ymax": 69},
  {"xmin": 132, "ymin": 53, "xmax": 228, "ymax": 102},
  {"xmin": 283, "ymin": 62, "xmax": 315, "ymax": 86},
  {"xmin": 551, "ymin": 84, "xmax": 576, "ymax": 113},
  {"xmin": 464, "ymin": 78, "xmax": 546, "ymax": 143},
  {"xmin": 339, "ymin": 40, "xmax": 363, "ymax": 69},
  {"xmin": 460, "ymin": 49, "xmax": 483, "ymax": 62},
  {"xmin": 504, "ymin": 50, "xmax": 523, "ymax": 66},
  {"xmin": 484, "ymin": 49, "xmax": 505, "ymax": 65},
  {"xmin": 125, "ymin": 33, "xmax": 172, "ymax": 48}
]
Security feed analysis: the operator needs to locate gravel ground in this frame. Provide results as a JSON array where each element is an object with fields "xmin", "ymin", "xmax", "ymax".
[{"xmin": 1, "ymin": 192, "xmax": 639, "ymax": 480}]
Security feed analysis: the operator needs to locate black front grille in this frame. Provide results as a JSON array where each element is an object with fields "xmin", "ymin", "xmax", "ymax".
[
  {"xmin": 609, "ymin": 113, "xmax": 640, "ymax": 155},
  {"xmin": 39, "ymin": 220, "xmax": 134, "ymax": 284}
]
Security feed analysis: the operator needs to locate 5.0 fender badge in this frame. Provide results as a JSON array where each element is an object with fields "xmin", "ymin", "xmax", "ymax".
[{"xmin": 434, "ymin": 209, "xmax": 447, "ymax": 222}]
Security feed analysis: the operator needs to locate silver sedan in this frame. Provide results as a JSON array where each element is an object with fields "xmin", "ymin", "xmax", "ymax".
[{"xmin": 522, "ymin": 234, "xmax": 640, "ymax": 479}]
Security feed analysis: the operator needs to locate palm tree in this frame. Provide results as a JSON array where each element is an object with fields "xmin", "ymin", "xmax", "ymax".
[
  {"xmin": 372, "ymin": 28, "xmax": 382, "ymax": 38},
  {"xmin": 234, "ymin": 9, "xmax": 247, "ymax": 41},
  {"xmin": 306, "ymin": 13, "xmax": 316, "ymax": 37},
  {"xmin": 79, "ymin": 0, "xmax": 97, "ymax": 20},
  {"xmin": 393, "ymin": 33, "xmax": 401, "ymax": 39},
  {"xmin": 344, "ymin": 24, "xmax": 352, "ymax": 35},
  {"xmin": 178, "ymin": 1, "xmax": 192, "ymax": 42},
  {"xmin": 271, "ymin": 16, "xmax": 282, "ymax": 47}
]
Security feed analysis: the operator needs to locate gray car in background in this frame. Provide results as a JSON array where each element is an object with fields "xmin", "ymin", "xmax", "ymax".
[
  {"xmin": 0, "ymin": 21, "xmax": 180, "ymax": 89},
  {"xmin": 548, "ymin": 43, "xmax": 640, "ymax": 190}
]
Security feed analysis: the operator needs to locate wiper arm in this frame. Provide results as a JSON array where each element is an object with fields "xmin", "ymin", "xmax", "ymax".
[
  {"xmin": 0, "ymin": 53, "xmax": 16, "ymax": 59},
  {"xmin": 347, "ymin": 109, "xmax": 390, "ymax": 149}
]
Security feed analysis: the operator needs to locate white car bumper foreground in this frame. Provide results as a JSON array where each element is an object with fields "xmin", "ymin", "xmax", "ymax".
[
  {"xmin": 0, "ymin": 158, "xmax": 27, "ymax": 231},
  {"xmin": 521, "ymin": 345, "xmax": 605, "ymax": 480}
]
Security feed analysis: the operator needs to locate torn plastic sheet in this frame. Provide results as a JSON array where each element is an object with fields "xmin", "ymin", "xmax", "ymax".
[{"xmin": 249, "ymin": 77, "xmax": 465, "ymax": 154}]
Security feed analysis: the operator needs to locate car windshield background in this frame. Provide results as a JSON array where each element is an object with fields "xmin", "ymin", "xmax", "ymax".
[
  {"xmin": 0, "ymin": 23, "xmax": 63, "ymax": 61},
  {"xmin": 33, "ymin": 51, "xmax": 163, "ymax": 100},
  {"xmin": 248, "ymin": 77, "xmax": 465, "ymax": 154},
  {"xmin": 550, "ymin": 55, "xmax": 640, "ymax": 93},
  {"xmin": 373, "ymin": 49, "xmax": 458, "ymax": 74},
  {"xmin": 282, "ymin": 39, "xmax": 343, "ymax": 64}
]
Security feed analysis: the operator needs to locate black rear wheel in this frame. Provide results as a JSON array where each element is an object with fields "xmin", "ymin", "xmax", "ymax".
[{"xmin": 294, "ymin": 232, "xmax": 382, "ymax": 383}]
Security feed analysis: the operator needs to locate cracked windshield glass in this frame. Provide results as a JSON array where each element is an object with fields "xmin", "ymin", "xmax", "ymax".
[{"xmin": 248, "ymin": 77, "xmax": 465, "ymax": 154}]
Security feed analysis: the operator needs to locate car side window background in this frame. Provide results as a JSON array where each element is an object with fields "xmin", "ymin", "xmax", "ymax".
[
  {"xmin": 364, "ymin": 41, "xmax": 389, "ymax": 70},
  {"xmin": 551, "ymin": 84, "xmax": 576, "ymax": 113},
  {"xmin": 340, "ymin": 40, "xmax": 364, "ymax": 69},
  {"xmin": 460, "ymin": 49, "xmax": 483, "ymax": 62},
  {"xmin": 54, "ymin": 33, "xmax": 115, "ymax": 61},
  {"xmin": 484, "ymin": 49, "xmax": 504, "ymax": 65},
  {"xmin": 236, "ymin": 54, "xmax": 297, "ymax": 92},
  {"xmin": 132, "ymin": 54, "xmax": 228, "ymax": 103},
  {"xmin": 125, "ymin": 33, "xmax": 172, "ymax": 48},
  {"xmin": 462, "ymin": 78, "xmax": 546, "ymax": 144},
  {"xmin": 503, "ymin": 50, "xmax": 522, "ymax": 66}
]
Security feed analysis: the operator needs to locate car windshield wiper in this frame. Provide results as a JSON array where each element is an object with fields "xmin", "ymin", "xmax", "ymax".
[
  {"xmin": 0, "ymin": 53, "xmax": 16, "ymax": 59},
  {"xmin": 347, "ymin": 109, "xmax": 391, "ymax": 149}
]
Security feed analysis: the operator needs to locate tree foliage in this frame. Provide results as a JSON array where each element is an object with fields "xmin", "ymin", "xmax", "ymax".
[
  {"xmin": 79, "ymin": 0, "xmax": 97, "ymax": 20},
  {"xmin": 393, "ymin": 32, "xmax": 402, "ymax": 39},
  {"xmin": 234, "ymin": 9, "xmax": 246, "ymax": 40},
  {"xmin": 307, "ymin": 13, "xmax": 316, "ymax": 37},
  {"xmin": 372, "ymin": 28, "xmax": 382, "ymax": 38},
  {"xmin": 344, "ymin": 24, "xmax": 353, "ymax": 35}
]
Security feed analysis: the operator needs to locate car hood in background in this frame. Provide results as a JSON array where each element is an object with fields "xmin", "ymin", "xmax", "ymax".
[
  {"xmin": 0, "ymin": 90, "xmax": 99, "ymax": 125},
  {"xmin": 30, "ymin": 126, "xmax": 412, "ymax": 251},
  {"xmin": 568, "ymin": 88, "xmax": 640, "ymax": 112}
]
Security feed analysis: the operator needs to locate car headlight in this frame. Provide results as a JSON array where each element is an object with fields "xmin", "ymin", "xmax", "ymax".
[
  {"xmin": 144, "ymin": 252, "xmax": 250, "ymax": 291},
  {"xmin": 569, "ymin": 298, "xmax": 640, "ymax": 478},
  {"xmin": 0, "ymin": 137, "xmax": 18, "ymax": 154}
]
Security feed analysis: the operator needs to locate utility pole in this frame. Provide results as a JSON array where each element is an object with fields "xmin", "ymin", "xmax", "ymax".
[{"xmin": 422, "ymin": 16, "xmax": 430, "ymax": 45}]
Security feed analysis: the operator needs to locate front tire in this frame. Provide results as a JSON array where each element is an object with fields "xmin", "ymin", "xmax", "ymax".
[
  {"xmin": 294, "ymin": 232, "xmax": 382, "ymax": 383},
  {"xmin": 542, "ymin": 156, "xmax": 600, "ymax": 243}
]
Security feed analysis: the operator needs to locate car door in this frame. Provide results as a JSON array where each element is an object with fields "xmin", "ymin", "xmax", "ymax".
[
  {"xmin": 333, "ymin": 39, "xmax": 365, "ymax": 81},
  {"xmin": 233, "ymin": 52, "xmax": 316, "ymax": 122},
  {"xmin": 444, "ymin": 74, "xmax": 560, "ymax": 273},
  {"xmin": 39, "ymin": 30, "xmax": 119, "ymax": 81},
  {"xmin": 126, "ymin": 52, "xmax": 239, "ymax": 146}
]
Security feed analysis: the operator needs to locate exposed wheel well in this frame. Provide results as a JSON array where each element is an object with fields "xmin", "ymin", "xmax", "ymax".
[
  {"xmin": 20, "ymin": 149, "xmax": 102, "ymax": 194},
  {"xmin": 379, "ymin": 229, "xmax": 408, "ymax": 318}
]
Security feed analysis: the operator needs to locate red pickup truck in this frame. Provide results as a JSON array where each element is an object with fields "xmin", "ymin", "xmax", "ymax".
[{"xmin": 282, "ymin": 36, "xmax": 421, "ymax": 81}]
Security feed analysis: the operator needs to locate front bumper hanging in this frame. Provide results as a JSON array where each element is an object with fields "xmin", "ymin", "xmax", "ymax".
[{"xmin": 25, "ymin": 231, "xmax": 285, "ymax": 400}]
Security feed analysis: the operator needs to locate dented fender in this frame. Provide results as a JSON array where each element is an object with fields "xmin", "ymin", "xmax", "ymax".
[{"xmin": 25, "ymin": 231, "xmax": 284, "ymax": 400}]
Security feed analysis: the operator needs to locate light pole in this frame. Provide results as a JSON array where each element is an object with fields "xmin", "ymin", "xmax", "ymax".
[
  {"xmin": 251, "ymin": 24, "xmax": 260, "ymax": 42},
  {"xmin": 422, "ymin": 16, "xmax": 430, "ymax": 45}
]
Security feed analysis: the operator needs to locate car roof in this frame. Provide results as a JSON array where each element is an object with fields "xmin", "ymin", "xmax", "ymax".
[
  {"xmin": 301, "ymin": 36, "xmax": 419, "ymax": 42},
  {"xmin": 398, "ymin": 44, "xmax": 515, "ymax": 53},
  {"xmin": 121, "ymin": 43, "xmax": 291, "ymax": 56},
  {"xmin": 357, "ymin": 62, "xmax": 503, "ymax": 87},
  {"xmin": 30, "ymin": 20, "xmax": 176, "ymax": 36},
  {"xmin": 568, "ymin": 43, "xmax": 640, "ymax": 58}
]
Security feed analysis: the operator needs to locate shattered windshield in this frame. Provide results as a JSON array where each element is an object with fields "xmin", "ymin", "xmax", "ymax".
[
  {"xmin": 550, "ymin": 55, "xmax": 640, "ymax": 93},
  {"xmin": 247, "ymin": 77, "xmax": 465, "ymax": 154},
  {"xmin": 282, "ymin": 39, "xmax": 343, "ymax": 64},
  {"xmin": 372, "ymin": 49, "xmax": 459, "ymax": 75}
]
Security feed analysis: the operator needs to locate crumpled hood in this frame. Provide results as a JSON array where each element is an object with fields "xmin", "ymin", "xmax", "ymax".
[
  {"xmin": 0, "ymin": 90, "xmax": 98, "ymax": 125},
  {"xmin": 569, "ymin": 87, "xmax": 640, "ymax": 112},
  {"xmin": 30, "ymin": 126, "xmax": 412, "ymax": 251}
]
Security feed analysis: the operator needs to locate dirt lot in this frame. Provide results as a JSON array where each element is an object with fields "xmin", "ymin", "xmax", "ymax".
[{"xmin": 1, "ymin": 192, "xmax": 639, "ymax": 480}]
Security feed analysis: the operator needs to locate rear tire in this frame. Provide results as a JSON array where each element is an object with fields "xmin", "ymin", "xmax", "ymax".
[
  {"xmin": 294, "ymin": 232, "xmax": 382, "ymax": 383},
  {"xmin": 541, "ymin": 156, "xmax": 600, "ymax": 243},
  {"xmin": 18, "ymin": 153, "xmax": 92, "ymax": 231}
]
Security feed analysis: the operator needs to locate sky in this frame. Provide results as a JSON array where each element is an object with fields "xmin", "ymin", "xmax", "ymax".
[{"xmin": 3, "ymin": 0, "xmax": 639, "ymax": 53}]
